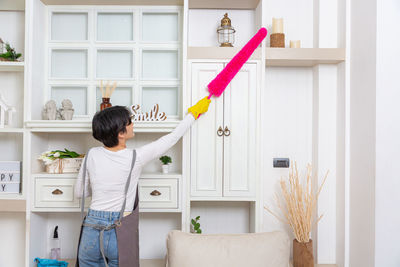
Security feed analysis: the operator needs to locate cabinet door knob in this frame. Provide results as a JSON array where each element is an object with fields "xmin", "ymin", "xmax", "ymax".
[
  {"xmin": 150, "ymin": 190, "xmax": 161, "ymax": 196},
  {"xmin": 52, "ymin": 189, "xmax": 63, "ymax": 195},
  {"xmin": 224, "ymin": 126, "xmax": 231, "ymax": 136},
  {"xmin": 217, "ymin": 126, "xmax": 224, "ymax": 137}
]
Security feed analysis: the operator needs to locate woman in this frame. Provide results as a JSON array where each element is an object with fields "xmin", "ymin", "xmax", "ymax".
[{"xmin": 75, "ymin": 97, "xmax": 211, "ymax": 267}]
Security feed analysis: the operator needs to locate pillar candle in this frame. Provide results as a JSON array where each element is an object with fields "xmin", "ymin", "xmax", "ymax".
[
  {"xmin": 272, "ymin": 18, "xmax": 283, "ymax": 33},
  {"xmin": 290, "ymin": 40, "xmax": 301, "ymax": 48}
]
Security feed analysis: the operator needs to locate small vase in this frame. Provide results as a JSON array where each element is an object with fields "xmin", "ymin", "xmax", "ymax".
[
  {"xmin": 293, "ymin": 239, "xmax": 314, "ymax": 267},
  {"xmin": 162, "ymin": 164, "xmax": 169, "ymax": 174},
  {"xmin": 100, "ymin": 98, "xmax": 112, "ymax": 111}
]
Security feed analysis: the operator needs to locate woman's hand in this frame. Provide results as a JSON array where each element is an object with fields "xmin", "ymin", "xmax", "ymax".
[{"xmin": 188, "ymin": 97, "xmax": 211, "ymax": 119}]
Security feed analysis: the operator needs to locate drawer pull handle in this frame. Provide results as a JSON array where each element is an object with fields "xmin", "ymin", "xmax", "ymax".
[
  {"xmin": 52, "ymin": 189, "xmax": 63, "ymax": 195},
  {"xmin": 224, "ymin": 126, "xmax": 231, "ymax": 136},
  {"xmin": 217, "ymin": 126, "xmax": 224, "ymax": 137},
  {"xmin": 150, "ymin": 190, "xmax": 161, "ymax": 196}
]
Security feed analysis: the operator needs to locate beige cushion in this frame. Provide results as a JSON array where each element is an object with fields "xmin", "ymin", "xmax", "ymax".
[{"xmin": 166, "ymin": 230, "xmax": 290, "ymax": 267}]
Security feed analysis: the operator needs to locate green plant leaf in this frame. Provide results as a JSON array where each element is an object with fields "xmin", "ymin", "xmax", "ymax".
[
  {"xmin": 197, "ymin": 229, "xmax": 202, "ymax": 234},
  {"xmin": 196, "ymin": 216, "xmax": 200, "ymax": 220},
  {"xmin": 191, "ymin": 219, "xmax": 196, "ymax": 225},
  {"xmin": 195, "ymin": 223, "xmax": 200, "ymax": 228}
]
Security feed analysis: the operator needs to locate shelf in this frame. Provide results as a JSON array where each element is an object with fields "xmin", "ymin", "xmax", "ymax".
[
  {"xmin": 0, "ymin": 199, "xmax": 26, "ymax": 212},
  {"xmin": 141, "ymin": 173, "xmax": 182, "ymax": 179},
  {"xmin": 25, "ymin": 120, "xmax": 92, "ymax": 132},
  {"xmin": 188, "ymin": 47, "xmax": 261, "ymax": 60},
  {"xmin": 266, "ymin": 48, "xmax": 345, "ymax": 67},
  {"xmin": 33, "ymin": 172, "xmax": 182, "ymax": 178},
  {"xmin": 33, "ymin": 173, "xmax": 79, "ymax": 178},
  {"xmin": 40, "ymin": 0, "xmax": 183, "ymax": 5},
  {"xmin": 189, "ymin": 0, "xmax": 260, "ymax": 9},
  {"xmin": 0, "ymin": 61, "xmax": 24, "ymax": 72},
  {"xmin": 62, "ymin": 258, "xmax": 165, "ymax": 267},
  {"xmin": 0, "ymin": 128, "xmax": 24, "ymax": 133},
  {"xmin": 0, "ymin": 0, "xmax": 25, "ymax": 11},
  {"xmin": 191, "ymin": 197, "xmax": 257, "ymax": 201},
  {"xmin": 25, "ymin": 120, "xmax": 181, "ymax": 132},
  {"xmin": 187, "ymin": 47, "xmax": 345, "ymax": 66}
]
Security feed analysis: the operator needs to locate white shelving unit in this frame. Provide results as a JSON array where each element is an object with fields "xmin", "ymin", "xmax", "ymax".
[
  {"xmin": 0, "ymin": 61, "xmax": 25, "ymax": 71},
  {"xmin": 0, "ymin": 0, "xmax": 346, "ymax": 266}
]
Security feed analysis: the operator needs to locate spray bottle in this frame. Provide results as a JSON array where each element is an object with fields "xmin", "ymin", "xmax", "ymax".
[{"xmin": 50, "ymin": 226, "xmax": 60, "ymax": 260}]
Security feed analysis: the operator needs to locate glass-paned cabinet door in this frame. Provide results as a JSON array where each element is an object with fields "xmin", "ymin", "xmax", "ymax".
[
  {"xmin": 51, "ymin": 12, "xmax": 88, "ymax": 41},
  {"xmin": 141, "ymin": 50, "xmax": 178, "ymax": 80},
  {"xmin": 142, "ymin": 12, "xmax": 178, "ymax": 42},
  {"xmin": 51, "ymin": 86, "xmax": 88, "ymax": 116},
  {"xmin": 97, "ymin": 12, "xmax": 134, "ymax": 41},
  {"xmin": 142, "ymin": 86, "xmax": 178, "ymax": 116},
  {"xmin": 51, "ymin": 49, "xmax": 88, "ymax": 79},
  {"xmin": 96, "ymin": 87, "xmax": 133, "ymax": 111},
  {"xmin": 96, "ymin": 50, "xmax": 134, "ymax": 79}
]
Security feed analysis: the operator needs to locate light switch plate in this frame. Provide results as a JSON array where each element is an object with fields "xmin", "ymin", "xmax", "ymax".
[{"xmin": 273, "ymin": 158, "xmax": 290, "ymax": 168}]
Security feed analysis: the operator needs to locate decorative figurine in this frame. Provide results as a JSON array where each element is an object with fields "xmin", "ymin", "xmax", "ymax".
[
  {"xmin": 0, "ymin": 93, "xmax": 16, "ymax": 128},
  {"xmin": 59, "ymin": 99, "xmax": 74, "ymax": 120},
  {"xmin": 42, "ymin": 100, "xmax": 57, "ymax": 120}
]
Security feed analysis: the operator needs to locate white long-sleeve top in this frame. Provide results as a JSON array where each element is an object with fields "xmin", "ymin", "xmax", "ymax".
[{"xmin": 74, "ymin": 114, "xmax": 195, "ymax": 212}]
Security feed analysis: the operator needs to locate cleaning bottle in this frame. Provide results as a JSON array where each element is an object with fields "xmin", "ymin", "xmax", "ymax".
[{"xmin": 50, "ymin": 226, "xmax": 60, "ymax": 260}]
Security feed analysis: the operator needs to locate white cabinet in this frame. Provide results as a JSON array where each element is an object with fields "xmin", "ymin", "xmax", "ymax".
[{"xmin": 190, "ymin": 62, "xmax": 258, "ymax": 198}]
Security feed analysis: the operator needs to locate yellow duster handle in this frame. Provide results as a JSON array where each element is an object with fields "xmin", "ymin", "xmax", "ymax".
[{"xmin": 188, "ymin": 96, "xmax": 211, "ymax": 119}]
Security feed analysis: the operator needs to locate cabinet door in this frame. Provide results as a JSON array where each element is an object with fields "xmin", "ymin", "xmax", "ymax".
[
  {"xmin": 190, "ymin": 63, "xmax": 224, "ymax": 197},
  {"xmin": 223, "ymin": 63, "xmax": 257, "ymax": 197}
]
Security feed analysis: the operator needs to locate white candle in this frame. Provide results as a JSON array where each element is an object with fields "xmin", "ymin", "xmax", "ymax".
[
  {"xmin": 290, "ymin": 40, "xmax": 301, "ymax": 48},
  {"xmin": 272, "ymin": 18, "xmax": 284, "ymax": 34}
]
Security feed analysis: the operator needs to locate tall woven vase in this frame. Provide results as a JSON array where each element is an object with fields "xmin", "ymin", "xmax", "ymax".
[{"xmin": 293, "ymin": 239, "xmax": 314, "ymax": 267}]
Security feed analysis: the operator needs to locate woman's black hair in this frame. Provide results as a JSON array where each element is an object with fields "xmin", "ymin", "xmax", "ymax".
[{"xmin": 92, "ymin": 106, "xmax": 131, "ymax": 148}]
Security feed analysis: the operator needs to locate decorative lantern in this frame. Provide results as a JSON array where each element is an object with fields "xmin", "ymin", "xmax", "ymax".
[
  {"xmin": 0, "ymin": 38, "xmax": 4, "ymax": 54},
  {"xmin": 217, "ymin": 13, "xmax": 235, "ymax": 47}
]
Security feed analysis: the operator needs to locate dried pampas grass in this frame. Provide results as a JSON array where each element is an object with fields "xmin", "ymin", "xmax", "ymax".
[{"xmin": 264, "ymin": 162, "xmax": 328, "ymax": 243}]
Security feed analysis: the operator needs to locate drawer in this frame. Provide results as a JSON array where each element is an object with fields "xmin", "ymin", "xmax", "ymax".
[
  {"xmin": 139, "ymin": 178, "xmax": 178, "ymax": 209},
  {"xmin": 35, "ymin": 178, "xmax": 79, "ymax": 208}
]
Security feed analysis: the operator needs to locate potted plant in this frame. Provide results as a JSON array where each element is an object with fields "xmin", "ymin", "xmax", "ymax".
[
  {"xmin": 190, "ymin": 216, "xmax": 202, "ymax": 234},
  {"xmin": 159, "ymin": 155, "xmax": 172, "ymax": 174},
  {"xmin": 264, "ymin": 162, "xmax": 328, "ymax": 267},
  {"xmin": 38, "ymin": 148, "xmax": 84, "ymax": 174},
  {"xmin": 0, "ymin": 43, "xmax": 21, "ymax": 61}
]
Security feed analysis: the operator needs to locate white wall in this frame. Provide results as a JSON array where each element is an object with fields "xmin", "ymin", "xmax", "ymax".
[
  {"xmin": 0, "ymin": 212, "xmax": 26, "ymax": 267},
  {"xmin": 0, "ymin": 11, "xmax": 25, "ymax": 56},
  {"xmin": 262, "ymin": 67, "xmax": 313, "ymax": 236},
  {"xmin": 375, "ymin": 1, "xmax": 400, "ymax": 266},
  {"xmin": 349, "ymin": 0, "xmax": 377, "ymax": 266}
]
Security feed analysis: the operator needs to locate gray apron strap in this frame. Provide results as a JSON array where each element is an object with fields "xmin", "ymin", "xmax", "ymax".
[
  {"xmin": 80, "ymin": 148, "xmax": 91, "ymax": 220},
  {"xmin": 80, "ymin": 149, "xmax": 137, "ymax": 267},
  {"xmin": 118, "ymin": 149, "xmax": 137, "ymax": 220}
]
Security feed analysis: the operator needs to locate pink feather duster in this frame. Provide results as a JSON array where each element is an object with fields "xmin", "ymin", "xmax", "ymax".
[{"xmin": 207, "ymin": 27, "xmax": 268, "ymax": 98}]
